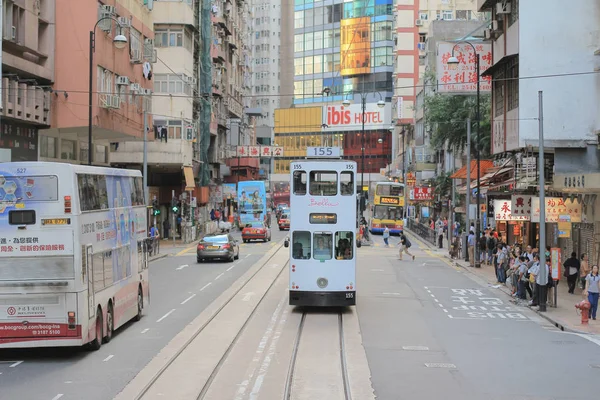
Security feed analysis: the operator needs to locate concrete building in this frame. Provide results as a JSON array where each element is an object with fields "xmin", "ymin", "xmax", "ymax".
[
  {"xmin": 40, "ymin": 0, "xmax": 153, "ymax": 165},
  {"xmin": 478, "ymin": 0, "xmax": 600, "ymax": 260},
  {"xmin": 1, "ymin": 0, "xmax": 55, "ymax": 162}
]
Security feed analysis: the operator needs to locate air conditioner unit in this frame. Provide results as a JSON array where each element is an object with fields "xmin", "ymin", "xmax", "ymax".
[
  {"xmin": 484, "ymin": 29, "xmax": 492, "ymax": 40},
  {"xmin": 142, "ymin": 88, "xmax": 153, "ymax": 95},
  {"xmin": 100, "ymin": 95, "xmax": 111, "ymax": 109},
  {"xmin": 415, "ymin": 19, "xmax": 423, "ymax": 26},
  {"xmin": 417, "ymin": 42, "xmax": 425, "ymax": 51},
  {"xmin": 491, "ymin": 19, "xmax": 500, "ymax": 31},
  {"xmin": 116, "ymin": 76, "xmax": 130, "ymax": 85},
  {"xmin": 117, "ymin": 16, "xmax": 131, "ymax": 28},
  {"xmin": 103, "ymin": 5, "xmax": 117, "ymax": 14},
  {"xmin": 130, "ymin": 49, "xmax": 142, "ymax": 64},
  {"xmin": 99, "ymin": 12, "xmax": 113, "ymax": 32},
  {"xmin": 496, "ymin": 1, "xmax": 511, "ymax": 14},
  {"xmin": 130, "ymin": 83, "xmax": 141, "ymax": 92}
]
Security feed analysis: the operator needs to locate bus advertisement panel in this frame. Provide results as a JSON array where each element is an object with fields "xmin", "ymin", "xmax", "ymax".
[
  {"xmin": 370, "ymin": 182, "xmax": 405, "ymax": 234},
  {"xmin": 237, "ymin": 181, "xmax": 267, "ymax": 224}
]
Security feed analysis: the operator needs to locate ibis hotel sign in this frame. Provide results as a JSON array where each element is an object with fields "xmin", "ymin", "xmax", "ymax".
[{"xmin": 322, "ymin": 103, "xmax": 391, "ymax": 132}]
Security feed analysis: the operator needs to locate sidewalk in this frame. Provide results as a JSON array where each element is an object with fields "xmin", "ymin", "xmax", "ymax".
[{"xmin": 405, "ymin": 228, "xmax": 600, "ymax": 335}]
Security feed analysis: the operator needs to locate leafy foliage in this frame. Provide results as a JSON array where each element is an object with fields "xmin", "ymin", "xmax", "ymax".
[
  {"xmin": 433, "ymin": 172, "xmax": 452, "ymax": 198},
  {"xmin": 424, "ymin": 93, "xmax": 491, "ymax": 156}
]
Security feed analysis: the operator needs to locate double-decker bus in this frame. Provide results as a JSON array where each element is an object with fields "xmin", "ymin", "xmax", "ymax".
[
  {"xmin": 0, "ymin": 163, "xmax": 149, "ymax": 350},
  {"xmin": 285, "ymin": 160, "xmax": 357, "ymax": 306},
  {"xmin": 370, "ymin": 181, "xmax": 405, "ymax": 234},
  {"xmin": 271, "ymin": 181, "xmax": 290, "ymax": 208},
  {"xmin": 237, "ymin": 181, "xmax": 267, "ymax": 225}
]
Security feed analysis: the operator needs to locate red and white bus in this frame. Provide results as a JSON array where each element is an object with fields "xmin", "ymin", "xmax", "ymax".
[{"xmin": 0, "ymin": 162, "xmax": 149, "ymax": 350}]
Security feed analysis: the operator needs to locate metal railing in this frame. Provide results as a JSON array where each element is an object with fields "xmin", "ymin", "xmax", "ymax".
[{"xmin": 406, "ymin": 218, "xmax": 436, "ymax": 246}]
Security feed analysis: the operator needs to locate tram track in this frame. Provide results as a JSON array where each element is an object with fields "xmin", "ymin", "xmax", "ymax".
[
  {"xmin": 284, "ymin": 310, "xmax": 352, "ymax": 400},
  {"xmin": 131, "ymin": 243, "xmax": 287, "ymax": 400}
]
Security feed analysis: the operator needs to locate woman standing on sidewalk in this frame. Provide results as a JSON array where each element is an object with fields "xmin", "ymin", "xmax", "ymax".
[
  {"xmin": 584, "ymin": 264, "xmax": 600, "ymax": 320},
  {"xmin": 579, "ymin": 254, "xmax": 590, "ymax": 290}
]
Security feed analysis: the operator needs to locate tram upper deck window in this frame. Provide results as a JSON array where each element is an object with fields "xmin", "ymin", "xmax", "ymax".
[
  {"xmin": 309, "ymin": 171, "xmax": 337, "ymax": 196},
  {"xmin": 340, "ymin": 171, "xmax": 354, "ymax": 195},
  {"xmin": 376, "ymin": 184, "xmax": 403, "ymax": 196},
  {"xmin": 292, "ymin": 231, "xmax": 311, "ymax": 259},
  {"xmin": 293, "ymin": 171, "xmax": 307, "ymax": 195},
  {"xmin": 313, "ymin": 232, "xmax": 333, "ymax": 260},
  {"xmin": 335, "ymin": 231, "xmax": 354, "ymax": 260}
]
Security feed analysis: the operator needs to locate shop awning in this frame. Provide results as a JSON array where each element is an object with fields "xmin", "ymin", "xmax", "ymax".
[
  {"xmin": 450, "ymin": 160, "xmax": 495, "ymax": 180},
  {"xmin": 481, "ymin": 54, "xmax": 518, "ymax": 77},
  {"xmin": 184, "ymin": 166, "xmax": 196, "ymax": 191}
]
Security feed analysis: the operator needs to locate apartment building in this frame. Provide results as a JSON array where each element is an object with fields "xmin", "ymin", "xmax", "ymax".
[
  {"xmin": 1, "ymin": 0, "xmax": 55, "ymax": 162},
  {"xmin": 40, "ymin": 0, "xmax": 153, "ymax": 165}
]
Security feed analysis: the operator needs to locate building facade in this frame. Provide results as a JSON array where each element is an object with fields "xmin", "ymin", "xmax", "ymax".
[
  {"xmin": 478, "ymin": 0, "xmax": 600, "ymax": 262},
  {"xmin": 1, "ymin": 0, "xmax": 55, "ymax": 162},
  {"xmin": 40, "ymin": 0, "xmax": 153, "ymax": 165}
]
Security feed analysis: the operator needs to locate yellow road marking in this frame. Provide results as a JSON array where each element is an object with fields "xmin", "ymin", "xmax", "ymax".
[{"xmin": 175, "ymin": 245, "xmax": 197, "ymax": 257}]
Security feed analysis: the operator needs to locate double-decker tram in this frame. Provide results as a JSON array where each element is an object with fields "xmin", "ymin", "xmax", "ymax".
[{"xmin": 285, "ymin": 154, "xmax": 357, "ymax": 306}]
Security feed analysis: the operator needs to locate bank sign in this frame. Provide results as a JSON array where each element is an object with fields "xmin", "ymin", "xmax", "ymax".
[{"xmin": 322, "ymin": 103, "xmax": 391, "ymax": 132}]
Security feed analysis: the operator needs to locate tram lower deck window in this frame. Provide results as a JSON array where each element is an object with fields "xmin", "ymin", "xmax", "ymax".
[
  {"xmin": 313, "ymin": 232, "xmax": 333, "ymax": 260},
  {"xmin": 292, "ymin": 231, "xmax": 311, "ymax": 259},
  {"xmin": 335, "ymin": 231, "xmax": 354, "ymax": 260}
]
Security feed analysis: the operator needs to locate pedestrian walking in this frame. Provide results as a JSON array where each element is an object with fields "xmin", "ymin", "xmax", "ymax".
[
  {"xmin": 383, "ymin": 227, "xmax": 390, "ymax": 247},
  {"xmin": 467, "ymin": 230, "xmax": 476, "ymax": 267},
  {"xmin": 563, "ymin": 252, "xmax": 580, "ymax": 294},
  {"xmin": 398, "ymin": 233, "xmax": 415, "ymax": 261},
  {"xmin": 584, "ymin": 264, "xmax": 600, "ymax": 320},
  {"xmin": 149, "ymin": 224, "xmax": 159, "ymax": 256}
]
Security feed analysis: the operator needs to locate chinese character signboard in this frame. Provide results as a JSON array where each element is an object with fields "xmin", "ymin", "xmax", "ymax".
[
  {"xmin": 511, "ymin": 195, "xmax": 532, "ymax": 217},
  {"xmin": 531, "ymin": 197, "xmax": 581, "ymax": 223},
  {"xmin": 248, "ymin": 146, "xmax": 260, "ymax": 157},
  {"xmin": 0, "ymin": 120, "xmax": 39, "ymax": 161},
  {"xmin": 406, "ymin": 172, "xmax": 416, "ymax": 187},
  {"xmin": 493, "ymin": 199, "xmax": 529, "ymax": 221},
  {"xmin": 261, "ymin": 146, "xmax": 272, "ymax": 157},
  {"xmin": 236, "ymin": 146, "xmax": 248, "ymax": 157},
  {"xmin": 410, "ymin": 187, "xmax": 434, "ymax": 201},
  {"xmin": 237, "ymin": 146, "xmax": 284, "ymax": 157},
  {"xmin": 436, "ymin": 42, "xmax": 492, "ymax": 94},
  {"xmin": 322, "ymin": 103, "xmax": 391, "ymax": 132},
  {"xmin": 272, "ymin": 147, "xmax": 284, "ymax": 157}
]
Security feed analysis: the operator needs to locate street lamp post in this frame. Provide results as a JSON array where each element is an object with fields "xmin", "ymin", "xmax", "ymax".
[
  {"xmin": 447, "ymin": 41, "xmax": 481, "ymax": 268},
  {"xmin": 341, "ymin": 93, "xmax": 385, "ymax": 218},
  {"xmin": 88, "ymin": 19, "xmax": 128, "ymax": 166}
]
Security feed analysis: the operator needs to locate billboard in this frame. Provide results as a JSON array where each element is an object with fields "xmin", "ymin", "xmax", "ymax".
[
  {"xmin": 436, "ymin": 42, "xmax": 492, "ymax": 93},
  {"xmin": 322, "ymin": 103, "xmax": 391, "ymax": 132},
  {"xmin": 410, "ymin": 187, "xmax": 434, "ymax": 201},
  {"xmin": 340, "ymin": 17, "xmax": 371, "ymax": 76},
  {"xmin": 236, "ymin": 146, "xmax": 284, "ymax": 157}
]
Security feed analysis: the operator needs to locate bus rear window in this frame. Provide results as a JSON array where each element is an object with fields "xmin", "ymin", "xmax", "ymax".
[
  {"xmin": 0, "ymin": 175, "xmax": 58, "ymax": 202},
  {"xmin": 9, "ymin": 210, "xmax": 36, "ymax": 225}
]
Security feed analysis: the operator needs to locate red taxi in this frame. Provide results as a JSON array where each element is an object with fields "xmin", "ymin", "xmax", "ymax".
[
  {"xmin": 242, "ymin": 221, "xmax": 271, "ymax": 243},
  {"xmin": 278, "ymin": 212, "xmax": 290, "ymax": 230}
]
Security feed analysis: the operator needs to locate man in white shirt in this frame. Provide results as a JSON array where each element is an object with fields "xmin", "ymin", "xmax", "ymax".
[{"xmin": 467, "ymin": 231, "xmax": 475, "ymax": 267}]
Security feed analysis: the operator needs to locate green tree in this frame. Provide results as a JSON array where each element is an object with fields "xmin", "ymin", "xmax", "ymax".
[
  {"xmin": 433, "ymin": 172, "xmax": 452, "ymax": 198},
  {"xmin": 424, "ymin": 93, "xmax": 491, "ymax": 156}
]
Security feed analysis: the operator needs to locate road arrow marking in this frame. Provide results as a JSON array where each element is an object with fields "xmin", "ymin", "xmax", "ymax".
[
  {"xmin": 176, "ymin": 264, "xmax": 189, "ymax": 270},
  {"xmin": 242, "ymin": 292, "xmax": 255, "ymax": 302}
]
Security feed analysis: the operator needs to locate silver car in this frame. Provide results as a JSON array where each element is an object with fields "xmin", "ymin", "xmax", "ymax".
[{"xmin": 197, "ymin": 234, "xmax": 240, "ymax": 263}]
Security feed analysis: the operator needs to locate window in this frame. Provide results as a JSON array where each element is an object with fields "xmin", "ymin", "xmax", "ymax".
[
  {"xmin": 494, "ymin": 70, "xmax": 505, "ymax": 116},
  {"xmin": 153, "ymin": 74, "xmax": 192, "ymax": 95},
  {"xmin": 130, "ymin": 176, "xmax": 145, "ymax": 205},
  {"xmin": 373, "ymin": 205, "xmax": 403, "ymax": 220},
  {"xmin": 442, "ymin": 10, "xmax": 453, "ymax": 20},
  {"xmin": 335, "ymin": 231, "xmax": 353, "ymax": 259},
  {"xmin": 310, "ymin": 171, "xmax": 337, "ymax": 196},
  {"xmin": 376, "ymin": 184, "xmax": 403, "ymax": 196},
  {"xmin": 340, "ymin": 171, "xmax": 354, "ymax": 195},
  {"xmin": 61, "ymin": 139, "xmax": 76, "ymax": 160},
  {"xmin": 77, "ymin": 174, "xmax": 109, "ymax": 212},
  {"xmin": 313, "ymin": 232, "xmax": 332, "ymax": 260},
  {"xmin": 9, "ymin": 210, "xmax": 35, "ymax": 225},
  {"xmin": 293, "ymin": 171, "xmax": 307, "ymax": 195},
  {"xmin": 373, "ymin": 21, "xmax": 392, "ymax": 41},
  {"xmin": 455, "ymin": 10, "xmax": 467, "ymax": 20},
  {"xmin": 294, "ymin": 34, "xmax": 304, "ymax": 52},
  {"xmin": 40, "ymin": 136, "xmax": 57, "ymax": 158},
  {"xmin": 418, "ymin": 11, "xmax": 428, "ymax": 20},
  {"xmin": 292, "ymin": 231, "xmax": 310, "ymax": 259},
  {"xmin": 129, "ymin": 27, "xmax": 142, "ymax": 54},
  {"xmin": 507, "ymin": 58, "xmax": 519, "ymax": 111},
  {"xmin": 95, "ymin": 145, "xmax": 107, "ymax": 164}
]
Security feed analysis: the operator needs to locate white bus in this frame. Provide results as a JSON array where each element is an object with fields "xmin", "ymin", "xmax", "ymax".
[
  {"xmin": 285, "ymin": 159, "xmax": 357, "ymax": 307},
  {"xmin": 0, "ymin": 162, "xmax": 149, "ymax": 350}
]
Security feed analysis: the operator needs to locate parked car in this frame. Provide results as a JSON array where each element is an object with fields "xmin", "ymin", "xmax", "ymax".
[
  {"xmin": 278, "ymin": 213, "xmax": 290, "ymax": 230},
  {"xmin": 197, "ymin": 234, "xmax": 240, "ymax": 262},
  {"xmin": 242, "ymin": 221, "xmax": 271, "ymax": 243}
]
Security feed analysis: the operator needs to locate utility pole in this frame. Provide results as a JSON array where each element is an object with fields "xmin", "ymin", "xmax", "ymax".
[
  {"xmin": 172, "ymin": 189, "xmax": 176, "ymax": 245},
  {"xmin": 538, "ymin": 91, "xmax": 548, "ymax": 312},
  {"xmin": 450, "ymin": 150, "xmax": 456, "ymax": 252},
  {"xmin": 465, "ymin": 118, "xmax": 471, "ymax": 262},
  {"xmin": 143, "ymin": 107, "xmax": 149, "ymax": 205}
]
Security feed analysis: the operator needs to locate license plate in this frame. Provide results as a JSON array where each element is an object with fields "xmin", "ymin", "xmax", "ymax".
[
  {"xmin": 208, "ymin": 246, "xmax": 219, "ymax": 250},
  {"xmin": 252, "ymin": 229, "xmax": 257, "ymax": 233}
]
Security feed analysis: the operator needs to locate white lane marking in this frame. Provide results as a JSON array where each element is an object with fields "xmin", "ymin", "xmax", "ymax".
[
  {"xmin": 156, "ymin": 309, "xmax": 176, "ymax": 323},
  {"xmin": 434, "ymin": 298, "xmax": 439, "ymax": 303},
  {"xmin": 141, "ymin": 328, "xmax": 150, "ymax": 334},
  {"xmin": 382, "ymin": 292, "xmax": 401, "ymax": 295},
  {"xmin": 242, "ymin": 292, "xmax": 256, "ymax": 302},
  {"xmin": 103, "ymin": 355, "xmax": 114, "ymax": 362},
  {"xmin": 181, "ymin": 294, "xmax": 197, "ymax": 305},
  {"xmin": 176, "ymin": 264, "xmax": 189, "ymax": 270},
  {"xmin": 565, "ymin": 332, "xmax": 600, "ymax": 348},
  {"xmin": 437, "ymin": 303, "xmax": 444, "ymax": 308},
  {"xmin": 9, "ymin": 361, "xmax": 23, "ymax": 368},
  {"xmin": 200, "ymin": 282, "xmax": 212, "ymax": 291},
  {"xmin": 215, "ymin": 273, "xmax": 224, "ymax": 280},
  {"xmin": 51, "ymin": 394, "xmax": 64, "ymax": 400},
  {"xmin": 430, "ymin": 294, "xmax": 435, "ymax": 298},
  {"xmin": 371, "ymin": 268, "xmax": 384, "ymax": 271},
  {"xmin": 245, "ymin": 254, "xmax": 251, "ymax": 258},
  {"xmin": 64, "ymin": 381, "xmax": 72, "ymax": 384},
  {"xmin": 227, "ymin": 265, "xmax": 235, "ymax": 271},
  {"xmin": 402, "ymin": 346, "xmax": 429, "ymax": 351}
]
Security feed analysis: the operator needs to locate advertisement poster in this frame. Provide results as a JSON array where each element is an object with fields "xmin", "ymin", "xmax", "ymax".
[
  {"xmin": 237, "ymin": 181, "xmax": 267, "ymax": 224},
  {"xmin": 550, "ymin": 247, "xmax": 561, "ymax": 281}
]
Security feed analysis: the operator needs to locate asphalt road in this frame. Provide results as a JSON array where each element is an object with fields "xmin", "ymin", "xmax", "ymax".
[
  {"xmin": 0, "ymin": 226, "xmax": 289, "ymax": 400},
  {"xmin": 358, "ymin": 234, "xmax": 600, "ymax": 400}
]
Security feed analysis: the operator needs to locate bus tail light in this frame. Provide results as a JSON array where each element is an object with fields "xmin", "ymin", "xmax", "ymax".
[
  {"xmin": 64, "ymin": 196, "xmax": 72, "ymax": 213},
  {"xmin": 68, "ymin": 311, "xmax": 76, "ymax": 330}
]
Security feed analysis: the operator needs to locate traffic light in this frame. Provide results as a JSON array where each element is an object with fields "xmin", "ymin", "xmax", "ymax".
[
  {"xmin": 171, "ymin": 198, "xmax": 179, "ymax": 213},
  {"xmin": 151, "ymin": 199, "xmax": 160, "ymax": 216}
]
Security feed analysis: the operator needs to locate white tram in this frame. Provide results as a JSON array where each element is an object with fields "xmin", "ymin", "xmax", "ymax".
[{"xmin": 285, "ymin": 157, "xmax": 358, "ymax": 306}]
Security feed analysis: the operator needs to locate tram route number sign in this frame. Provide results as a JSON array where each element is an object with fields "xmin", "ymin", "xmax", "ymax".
[{"xmin": 306, "ymin": 147, "xmax": 341, "ymax": 158}]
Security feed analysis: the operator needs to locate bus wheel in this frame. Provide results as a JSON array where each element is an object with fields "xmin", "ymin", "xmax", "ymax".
[
  {"xmin": 89, "ymin": 309, "xmax": 103, "ymax": 351},
  {"xmin": 104, "ymin": 303, "xmax": 114, "ymax": 343},
  {"xmin": 134, "ymin": 288, "xmax": 143, "ymax": 322}
]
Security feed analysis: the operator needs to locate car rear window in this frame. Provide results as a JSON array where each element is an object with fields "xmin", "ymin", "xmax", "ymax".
[
  {"xmin": 281, "ymin": 214, "xmax": 289, "ymax": 219},
  {"xmin": 246, "ymin": 222, "xmax": 264, "ymax": 228},
  {"xmin": 203, "ymin": 235, "xmax": 228, "ymax": 243}
]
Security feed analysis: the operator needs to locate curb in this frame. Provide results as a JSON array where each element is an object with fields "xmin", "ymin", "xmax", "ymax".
[
  {"xmin": 404, "ymin": 230, "xmax": 585, "ymax": 334},
  {"xmin": 149, "ymin": 253, "xmax": 169, "ymax": 262}
]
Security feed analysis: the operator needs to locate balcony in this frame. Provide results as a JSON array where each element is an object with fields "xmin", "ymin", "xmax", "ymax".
[
  {"xmin": 2, "ymin": 79, "xmax": 51, "ymax": 126},
  {"xmin": 109, "ymin": 138, "xmax": 193, "ymax": 166}
]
